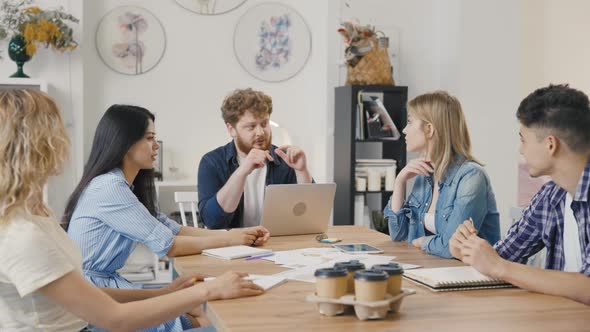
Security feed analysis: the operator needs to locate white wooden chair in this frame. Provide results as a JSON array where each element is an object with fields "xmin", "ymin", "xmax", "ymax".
[
  {"xmin": 121, "ymin": 193, "xmax": 198, "ymax": 286},
  {"xmin": 174, "ymin": 191, "xmax": 200, "ymax": 227}
]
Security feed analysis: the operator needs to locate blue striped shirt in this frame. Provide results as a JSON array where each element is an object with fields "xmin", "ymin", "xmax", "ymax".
[
  {"xmin": 495, "ymin": 158, "xmax": 590, "ymax": 275},
  {"xmin": 67, "ymin": 168, "xmax": 187, "ymax": 332}
]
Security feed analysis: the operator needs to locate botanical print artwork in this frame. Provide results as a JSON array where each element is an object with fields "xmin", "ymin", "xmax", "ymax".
[
  {"xmin": 96, "ymin": 6, "xmax": 165, "ymax": 75},
  {"xmin": 113, "ymin": 11, "xmax": 148, "ymax": 74},
  {"xmin": 233, "ymin": 2, "xmax": 310, "ymax": 82},
  {"xmin": 255, "ymin": 14, "xmax": 291, "ymax": 71}
]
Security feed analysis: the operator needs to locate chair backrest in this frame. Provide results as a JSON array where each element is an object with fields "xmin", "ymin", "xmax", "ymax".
[{"xmin": 174, "ymin": 191, "xmax": 199, "ymax": 227}]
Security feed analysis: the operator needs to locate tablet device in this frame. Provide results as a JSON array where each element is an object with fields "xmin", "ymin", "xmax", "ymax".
[{"xmin": 333, "ymin": 243, "xmax": 383, "ymax": 254}]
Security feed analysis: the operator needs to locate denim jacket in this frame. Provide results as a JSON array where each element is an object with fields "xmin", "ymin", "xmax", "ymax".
[{"xmin": 384, "ymin": 158, "xmax": 501, "ymax": 258}]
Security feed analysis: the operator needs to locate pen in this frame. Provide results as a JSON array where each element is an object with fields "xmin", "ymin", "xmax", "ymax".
[
  {"xmin": 204, "ymin": 276, "xmax": 255, "ymax": 282},
  {"xmin": 245, "ymin": 252, "xmax": 275, "ymax": 261},
  {"xmin": 468, "ymin": 217, "xmax": 478, "ymax": 235}
]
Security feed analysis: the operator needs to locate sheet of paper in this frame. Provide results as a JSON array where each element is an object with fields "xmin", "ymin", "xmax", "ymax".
[{"xmin": 397, "ymin": 262, "xmax": 422, "ymax": 270}]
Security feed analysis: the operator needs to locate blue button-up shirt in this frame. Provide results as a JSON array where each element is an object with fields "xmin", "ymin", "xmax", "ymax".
[
  {"xmin": 198, "ymin": 141, "xmax": 298, "ymax": 229},
  {"xmin": 68, "ymin": 168, "xmax": 186, "ymax": 332},
  {"xmin": 495, "ymin": 158, "xmax": 590, "ymax": 275},
  {"xmin": 384, "ymin": 158, "xmax": 501, "ymax": 258}
]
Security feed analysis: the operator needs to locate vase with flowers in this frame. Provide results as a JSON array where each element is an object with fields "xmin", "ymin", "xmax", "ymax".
[{"xmin": 0, "ymin": 0, "xmax": 79, "ymax": 78}]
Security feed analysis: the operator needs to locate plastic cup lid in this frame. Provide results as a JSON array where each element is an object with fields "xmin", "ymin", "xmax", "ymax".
[
  {"xmin": 314, "ymin": 267, "xmax": 348, "ymax": 278},
  {"xmin": 334, "ymin": 260, "xmax": 366, "ymax": 272},
  {"xmin": 371, "ymin": 263, "xmax": 404, "ymax": 276},
  {"xmin": 353, "ymin": 269, "xmax": 389, "ymax": 281}
]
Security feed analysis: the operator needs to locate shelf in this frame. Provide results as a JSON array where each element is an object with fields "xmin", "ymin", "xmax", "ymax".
[
  {"xmin": 355, "ymin": 191, "xmax": 393, "ymax": 194},
  {"xmin": 356, "ymin": 138, "xmax": 404, "ymax": 143}
]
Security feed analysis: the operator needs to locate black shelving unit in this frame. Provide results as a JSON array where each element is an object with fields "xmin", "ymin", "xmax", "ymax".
[{"xmin": 333, "ymin": 85, "xmax": 408, "ymax": 227}]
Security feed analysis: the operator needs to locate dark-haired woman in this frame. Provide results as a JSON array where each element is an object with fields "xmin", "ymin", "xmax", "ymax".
[{"xmin": 65, "ymin": 105, "xmax": 270, "ymax": 331}]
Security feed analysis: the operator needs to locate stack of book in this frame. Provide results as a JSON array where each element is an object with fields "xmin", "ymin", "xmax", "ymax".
[{"xmin": 356, "ymin": 159, "xmax": 397, "ymax": 191}]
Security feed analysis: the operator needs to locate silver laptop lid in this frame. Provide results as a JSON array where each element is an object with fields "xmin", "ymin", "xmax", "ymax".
[{"xmin": 260, "ymin": 183, "xmax": 336, "ymax": 236}]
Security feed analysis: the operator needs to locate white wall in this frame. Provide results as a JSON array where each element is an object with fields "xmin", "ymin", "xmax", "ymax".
[
  {"xmin": 3, "ymin": 0, "xmax": 589, "ymax": 229},
  {"xmin": 440, "ymin": 0, "xmax": 523, "ymax": 232},
  {"xmin": 0, "ymin": 0, "xmax": 84, "ymax": 218},
  {"xmin": 521, "ymin": 0, "xmax": 590, "ymax": 93},
  {"xmin": 83, "ymin": 0, "xmax": 331, "ymax": 185}
]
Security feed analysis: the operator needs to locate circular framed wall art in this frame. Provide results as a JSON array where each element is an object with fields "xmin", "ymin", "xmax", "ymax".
[
  {"xmin": 96, "ymin": 6, "xmax": 166, "ymax": 75},
  {"xmin": 233, "ymin": 2, "xmax": 311, "ymax": 82},
  {"xmin": 175, "ymin": 0, "xmax": 247, "ymax": 15}
]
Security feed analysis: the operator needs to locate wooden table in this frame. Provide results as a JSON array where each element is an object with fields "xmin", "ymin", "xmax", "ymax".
[{"xmin": 176, "ymin": 226, "xmax": 590, "ymax": 332}]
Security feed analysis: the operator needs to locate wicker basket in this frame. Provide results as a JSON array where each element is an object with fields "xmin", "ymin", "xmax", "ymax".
[{"xmin": 346, "ymin": 38, "xmax": 395, "ymax": 86}]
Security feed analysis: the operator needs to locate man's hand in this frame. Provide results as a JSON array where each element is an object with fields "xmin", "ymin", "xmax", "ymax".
[
  {"xmin": 459, "ymin": 235, "xmax": 506, "ymax": 279},
  {"xmin": 449, "ymin": 219, "xmax": 478, "ymax": 259},
  {"xmin": 239, "ymin": 148, "xmax": 273, "ymax": 175},
  {"xmin": 275, "ymin": 145, "xmax": 308, "ymax": 172}
]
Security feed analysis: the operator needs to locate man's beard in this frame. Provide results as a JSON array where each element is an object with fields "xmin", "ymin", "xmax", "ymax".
[{"xmin": 235, "ymin": 132, "xmax": 272, "ymax": 154}]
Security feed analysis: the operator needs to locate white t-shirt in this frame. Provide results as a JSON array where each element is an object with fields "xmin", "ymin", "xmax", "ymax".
[
  {"xmin": 0, "ymin": 212, "xmax": 87, "ymax": 332},
  {"xmin": 238, "ymin": 154, "xmax": 267, "ymax": 227},
  {"xmin": 563, "ymin": 193, "xmax": 583, "ymax": 272},
  {"xmin": 424, "ymin": 213, "xmax": 436, "ymax": 234}
]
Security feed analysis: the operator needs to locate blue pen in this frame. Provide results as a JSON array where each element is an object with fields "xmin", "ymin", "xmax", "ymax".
[{"xmin": 245, "ymin": 252, "xmax": 275, "ymax": 261}]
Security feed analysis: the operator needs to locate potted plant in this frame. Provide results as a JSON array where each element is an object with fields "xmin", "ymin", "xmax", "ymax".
[{"xmin": 0, "ymin": 0, "xmax": 78, "ymax": 77}]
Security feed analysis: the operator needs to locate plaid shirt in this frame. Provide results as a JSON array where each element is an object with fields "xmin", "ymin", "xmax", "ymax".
[{"xmin": 494, "ymin": 158, "xmax": 590, "ymax": 276}]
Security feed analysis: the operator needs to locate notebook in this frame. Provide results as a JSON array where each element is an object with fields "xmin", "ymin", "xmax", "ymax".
[
  {"xmin": 403, "ymin": 266, "xmax": 513, "ymax": 292},
  {"xmin": 202, "ymin": 245, "xmax": 272, "ymax": 260},
  {"xmin": 204, "ymin": 274, "xmax": 287, "ymax": 291}
]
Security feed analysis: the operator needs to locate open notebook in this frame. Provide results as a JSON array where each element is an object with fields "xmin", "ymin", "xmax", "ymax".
[
  {"xmin": 403, "ymin": 266, "xmax": 513, "ymax": 292},
  {"xmin": 202, "ymin": 245, "xmax": 272, "ymax": 260}
]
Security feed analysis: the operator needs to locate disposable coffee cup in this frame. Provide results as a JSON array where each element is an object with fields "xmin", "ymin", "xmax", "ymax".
[
  {"xmin": 354, "ymin": 269, "xmax": 388, "ymax": 302},
  {"xmin": 334, "ymin": 260, "xmax": 366, "ymax": 293},
  {"xmin": 372, "ymin": 263, "xmax": 404, "ymax": 295},
  {"xmin": 314, "ymin": 268, "xmax": 348, "ymax": 299}
]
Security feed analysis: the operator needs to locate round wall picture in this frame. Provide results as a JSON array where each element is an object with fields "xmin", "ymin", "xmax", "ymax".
[
  {"xmin": 96, "ymin": 6, "xmax": 166, "ymax": 75},
  {"xmin": 233, "ymin": 2, "xmax": 311, "ymax": 82},
  {"xmin": 175, "ymin": 0, "xmax": 247, "ymax": 15}
]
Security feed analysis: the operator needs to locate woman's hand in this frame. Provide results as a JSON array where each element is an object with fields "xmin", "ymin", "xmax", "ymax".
[
  {"xmin": 227, "ymin": 226, "xmax": 270, "ymax": 246},
  {"xmin": 163, "ymin": 272, "xmax": 208, "ymax": 294},
  {"xmin": 244, "ymin": 226, "xmax": 270, "ymax": 246},
  {"xmin": 411, "ymin": 236, "xmax": 425, "ymax": 248},
  {"xmin": 227, "ymin": 228, "xmax": 257, "ymax": 246},
  {"xmin": 204, "ymin": 271, "xmax": 264, "ymax": 300},
  {"xmin": 396, "ymin": 158, "xmax": 434, "ymax": 184}
]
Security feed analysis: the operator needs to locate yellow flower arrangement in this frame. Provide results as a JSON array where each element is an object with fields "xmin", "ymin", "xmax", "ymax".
[{"xmin": 0, "ymin": 0, "xmax": 78, "ymax": 58}]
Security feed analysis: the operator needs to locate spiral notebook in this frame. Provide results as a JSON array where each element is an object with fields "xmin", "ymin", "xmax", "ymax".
[{"xmin": 403, "ymin": 266, "xmax": 513, "ymax": 292}]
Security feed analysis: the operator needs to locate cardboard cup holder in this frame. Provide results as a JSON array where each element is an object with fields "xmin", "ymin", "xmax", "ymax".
[{"xmin": 306, "ymin": 288, "xmax": 415, "ymax": 320}]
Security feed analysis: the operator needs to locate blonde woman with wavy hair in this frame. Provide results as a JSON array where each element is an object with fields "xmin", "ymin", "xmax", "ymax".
[
  {"xmin": 384, "ymin": 91, "xmax": 501, "ymax": 258},
  {"xmin": 0, "ymin": 90, "xmax": 261, "ymax": 332}
]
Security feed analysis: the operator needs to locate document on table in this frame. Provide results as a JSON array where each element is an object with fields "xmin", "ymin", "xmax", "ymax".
[{"xmin": 259, "ymin": 247, "xmax": 403, "ymax": 283}]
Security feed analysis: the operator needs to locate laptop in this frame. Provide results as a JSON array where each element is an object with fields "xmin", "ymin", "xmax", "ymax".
[{"xmin": 260, "ymin": 183, "xmax": 337, "ymax": 236}]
